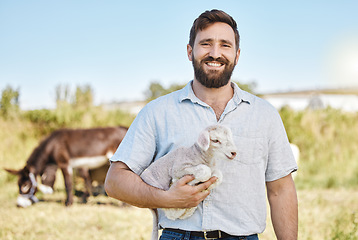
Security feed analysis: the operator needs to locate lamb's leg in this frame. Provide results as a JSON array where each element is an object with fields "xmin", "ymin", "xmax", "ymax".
[
  {"xmin": 163, "ymin": 165, "xmax": 211, "ymax": 220},
  {"xmin": 163, "ymin": 165, "xmax": 212, "ymax": 220},
  {"xmin": 185, "ymin": 164, "xmax": 212, "ymax": 186},
  {"xmin": 179, "ymin": 207, "xmax": 197, "ymax": 219},
  {"xmin": 150, "ymin": 209, "xmax": 159, "ymax": 240},
  {"xmin": 207, "ymin": 169, "xmax": 223, "ymax": 191},
  {"xmin": 163, "ymin": 207, "xmax": 189, "ymax": 220}
]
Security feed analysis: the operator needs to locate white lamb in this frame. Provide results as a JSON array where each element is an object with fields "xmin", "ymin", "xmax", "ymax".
[{"xmin": 140, "ymin": 124, "xmax": 237, "ymax": 240}]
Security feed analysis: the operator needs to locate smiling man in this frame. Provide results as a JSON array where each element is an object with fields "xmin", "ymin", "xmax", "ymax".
[
  {"xmin": 190, "ymin": 22, "xmax": 239, "ymax": 89},
  {"xmin": 105, "ymin": 9, "xmax": 298, "ymax": 240}
]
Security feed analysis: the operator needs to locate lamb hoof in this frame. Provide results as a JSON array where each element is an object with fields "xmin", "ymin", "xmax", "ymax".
[
  {"xmin": 179, "ymin": 207, "xmax": 196, "ymax": 219},
  {"xmin": 164, "ymin": 208, "xmax": 186, "ymax": 220}
]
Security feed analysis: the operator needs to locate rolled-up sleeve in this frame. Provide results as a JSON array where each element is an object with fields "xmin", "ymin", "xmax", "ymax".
[
  {"xmin": 265, "ymin": 109, "xmax": 298, "ymax": 182},
  {"xmin": 110, "ymin": 103, "xmax": 157, "ymax": 175}
]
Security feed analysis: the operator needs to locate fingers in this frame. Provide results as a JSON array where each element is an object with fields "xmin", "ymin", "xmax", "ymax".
[
  {"xmin": 166, "ymin": 175, "xmax": 218, "ymax": 208},
  {"xmin": 176, "ymin": 175, "xmax": 195, "ymax": 186},
  {"xmin": 196, "ymin": 176, "xmax": 217, "ymax": 192},
  {"xmin": 176, "ymin": 175, "xmax": 217, "ymax": 191},
  {"xmin": 192, "ymin": 177, "xmax": 218, "ymax": 204},
  {"xmin": 196, "ymin": 189, "xmax": 211, "ymax": 201}
]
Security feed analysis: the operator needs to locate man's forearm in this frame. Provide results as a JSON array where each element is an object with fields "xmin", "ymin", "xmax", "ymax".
[
  {"xmin": 104, "ymin": 161, "xmax": 167, "ymax": 208},
  {"xmin": 267, "ymin": 174, "xmax": 298, "ymax": 240},
  {"xmin": 104, "ymin": 161, "xmax": 216, "ymax": 209}
]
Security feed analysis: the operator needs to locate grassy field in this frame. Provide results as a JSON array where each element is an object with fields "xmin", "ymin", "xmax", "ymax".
[
  {"xmin": 1, "ymin": 185, "xmax": 357, "ymax": 239},
  {"xmin": 1, "ymin": 108, "xmax": 358, "ymax": 239}
]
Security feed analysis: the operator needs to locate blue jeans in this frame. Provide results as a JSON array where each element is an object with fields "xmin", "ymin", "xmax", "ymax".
[{"xmin": 159, "ymin": 229, "xmax": 259, "ymax": 240}]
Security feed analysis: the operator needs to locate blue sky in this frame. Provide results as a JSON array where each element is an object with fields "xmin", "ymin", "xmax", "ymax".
[{"xmin": 1, "ymin": 0, "xmax": 358, "ymax": 109}]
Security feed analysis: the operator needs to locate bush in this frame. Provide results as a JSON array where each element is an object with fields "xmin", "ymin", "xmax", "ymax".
[
  {"xmin": 0, "ymin": 85, "xmax": 20, "ymax": 119},
  {"xmin": 279, "ymin": 108, "xmax": 358, "ymax": 189},
  {"xmin": 23, "ymin": 105, "xmax": 135, "ymax": 135}
]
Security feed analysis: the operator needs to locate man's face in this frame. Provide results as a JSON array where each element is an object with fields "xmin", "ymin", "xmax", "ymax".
[{"xmin": 188, "ymin": 22, "xmax": 240, "ymax": 88}]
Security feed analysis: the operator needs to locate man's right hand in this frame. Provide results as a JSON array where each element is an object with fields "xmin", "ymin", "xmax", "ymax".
[{"xmin": 164, "ymin": 175, "xmax": 218, "ymax": 208}]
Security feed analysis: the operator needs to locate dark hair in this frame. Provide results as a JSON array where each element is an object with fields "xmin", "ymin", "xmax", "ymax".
[{"xmin": 189, "ymin": 9, "xmax": 240, "ymax": 50}]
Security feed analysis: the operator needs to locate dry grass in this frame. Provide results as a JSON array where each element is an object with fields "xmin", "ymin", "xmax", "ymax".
[
  {"xmin": 260, "ymin": 189, "xmax": 358, "ymax": 240},
  {"xmin": 1, "ymin": 183, "xmax": 357, "ymax": 240},
  {"xmin": 0, "ymin": 184, "xmax": 153, "ymax": 240}
]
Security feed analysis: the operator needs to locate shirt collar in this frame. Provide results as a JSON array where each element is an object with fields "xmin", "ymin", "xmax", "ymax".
[{"xmin": 179, "ymin": 80, "xmax": 251, "ymax": 106}]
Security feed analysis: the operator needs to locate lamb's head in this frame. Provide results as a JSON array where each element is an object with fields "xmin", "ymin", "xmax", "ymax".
[{"xmin": 196, "ymin": 125, "xmax": 237, "ymax": 161}]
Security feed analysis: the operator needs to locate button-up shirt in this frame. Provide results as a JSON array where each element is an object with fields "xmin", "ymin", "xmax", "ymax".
[{"xmin": 110, "ymin": 81, "xmax": 297, "ymax": 236}]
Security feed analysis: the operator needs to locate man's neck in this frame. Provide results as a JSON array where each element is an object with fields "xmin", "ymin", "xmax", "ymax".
[
  {"xmin": 192, "ymin": 79, "xmax": 234, "ymax": 107},
  {"xmin": 192, "ymin": 79, "xmax": 234, "ymax": 121}
]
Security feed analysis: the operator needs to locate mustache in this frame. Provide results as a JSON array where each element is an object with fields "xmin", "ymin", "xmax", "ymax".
[{"xmin": 201, "ymin": 56, "xmax": 229, "ymax": 65}]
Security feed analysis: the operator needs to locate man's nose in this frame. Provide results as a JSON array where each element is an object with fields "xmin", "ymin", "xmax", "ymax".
[{"xmin": 208, "ymin": 44, "xmax": 221, "ymax": 59}]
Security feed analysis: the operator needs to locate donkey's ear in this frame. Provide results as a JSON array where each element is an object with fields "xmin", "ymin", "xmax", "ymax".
[
  {"xmin": 197, "ymin": 130, "xmax": 210, "ymax": 151},
  {"xmin": 4, "ymin": 168, "xmax": 22, "ymax": 175}
]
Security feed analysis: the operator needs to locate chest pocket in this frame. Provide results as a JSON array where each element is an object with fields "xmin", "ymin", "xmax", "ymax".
[{"xmin": 233, "ymin": 136, "xmax": 267, "ymax": 165}]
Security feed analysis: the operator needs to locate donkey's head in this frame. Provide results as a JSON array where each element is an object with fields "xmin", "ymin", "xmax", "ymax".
[{"xmin": 5, "ymin": 166, "xmax": 39, "ymax": 207}]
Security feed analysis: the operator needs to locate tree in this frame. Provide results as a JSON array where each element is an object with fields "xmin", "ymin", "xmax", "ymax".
[
  {"xmin": 55, "ymin": 84, "xmax": 94, "ymax": 109},
  {"xmin": 145, "ymin": 81, "xmax": 186, "ymax": 101},
  {"xmin": 73, "ymin": 84, "xmax": 94, "ymax": 109},
  {"xmin": 55, "ymin": 84, "xmax": 71, "ymax": 108},
  {"xmin": 0, "ymin": 85, "xmax": 20, "ymax": 118},
  {"xmin": 144, "ymin": 82, "xmax": 166, "ymax": 101},
  {"xmin": 232, "ymin": 81, "xmax": 257, "ymax": 95}
]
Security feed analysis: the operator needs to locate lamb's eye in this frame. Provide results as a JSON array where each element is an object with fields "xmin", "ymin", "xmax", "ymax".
[{"xmin": 211, "ymin": 139, "xmax": 220, "ymax": 143}]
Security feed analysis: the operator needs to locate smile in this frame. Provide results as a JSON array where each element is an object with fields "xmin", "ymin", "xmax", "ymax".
[{"xmin": 206, "ymin": 62, "xmax": 224, "ymax": 68}]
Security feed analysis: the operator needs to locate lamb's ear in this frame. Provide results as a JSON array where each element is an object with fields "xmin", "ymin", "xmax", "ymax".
[{"xmin": 197, "ymin": 130, "xmax": 210, "ymax": 151}]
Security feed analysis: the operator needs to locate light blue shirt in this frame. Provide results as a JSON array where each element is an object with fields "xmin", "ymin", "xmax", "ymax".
[{"xmin": 110, "ymin": 81, "xmax": 297, "ymax": 236}]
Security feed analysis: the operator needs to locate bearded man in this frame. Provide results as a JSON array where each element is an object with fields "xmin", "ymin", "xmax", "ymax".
[{"xmin": 105, "ymin": 9, "xmax": 298, "ymax": 240}]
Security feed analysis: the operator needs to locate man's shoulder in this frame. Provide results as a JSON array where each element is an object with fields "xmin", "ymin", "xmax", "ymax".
[
  {"xmin": 138, "ymin": 88, "xmax": 185, "ymax": 119},
  {"xmin": 240, "ymin": 90, "xmax": 277, "ymax": 112},
  {"xmin": 147, "ymin": 89, "xmax": 181, "ymax": 107}
]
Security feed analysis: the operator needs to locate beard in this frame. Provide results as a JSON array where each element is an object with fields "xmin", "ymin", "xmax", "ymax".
[{"xmin": 192, "ymin": 54, "xmax": 236, "ymax": 88}]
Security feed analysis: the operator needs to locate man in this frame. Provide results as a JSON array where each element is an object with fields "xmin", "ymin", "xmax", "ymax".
[{"xmin": 105, "ymin": 9, "xmax": 298, "ymax": 240}]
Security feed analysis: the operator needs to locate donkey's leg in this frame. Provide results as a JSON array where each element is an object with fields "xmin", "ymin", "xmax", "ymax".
[
  {"xmin": 60, "ymin": 165, "xmax": 74, "ymax": 206},
  {"xmin": 55, "ymin": 149, "xmax": 74, "ymax": 206},
  {"xmin": 77, "ymin": 167, "xmax": 92, "ymax": 202}
]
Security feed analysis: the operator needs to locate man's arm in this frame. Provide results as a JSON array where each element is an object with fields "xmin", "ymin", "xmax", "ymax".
[
  {"xmin": 266, "ymin": 174, "xmax": 298, "ymax": 240},
  {"xmin": 104, "ymin": 161, "xmax": 217, "ymax": 209}
]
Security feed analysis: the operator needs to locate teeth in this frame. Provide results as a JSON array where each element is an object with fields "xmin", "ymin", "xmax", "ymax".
[{"xmin": 207, "ymin": 62, "xmax": 222, "ymax": 67}]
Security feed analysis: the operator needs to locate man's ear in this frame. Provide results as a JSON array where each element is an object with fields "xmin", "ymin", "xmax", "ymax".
[
  {"xmin": 197, "ymin": 130, "xmax": 210, "ymax": 151},
  {"xmin": 235, "ymin": 48, "xmax": 241, "ymax": 65},
  {"xmin": 187, "ymin": 44, "xmax": 193, "ymax": 61}
]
